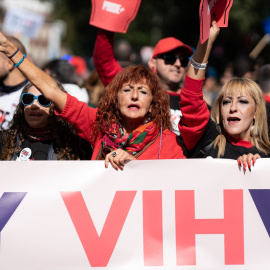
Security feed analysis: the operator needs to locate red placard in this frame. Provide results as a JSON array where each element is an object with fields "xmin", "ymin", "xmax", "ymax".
[
  {"xmin": 90, "ymin": 0, "xmax": 141, "ymax": 33},
  {"xmin": 199, "ymin": 0, "xmax": 233, "ymax": 44}
]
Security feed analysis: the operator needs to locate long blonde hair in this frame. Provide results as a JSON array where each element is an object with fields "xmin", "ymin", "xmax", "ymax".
[{"xmin": 211, "ymin": 77, "xmax": 270, "ymax": 157}]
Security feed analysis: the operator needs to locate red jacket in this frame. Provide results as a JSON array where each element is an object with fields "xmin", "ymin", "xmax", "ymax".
[
  {"xmin": 93, "ymin": 29, "xmax": 122, "ymax": 87},
  {"xmin": 178, "ymin": 75, "xmax": 209, "ymax": 150},
  {"xmin": 56, "ymin": 94, "xmax": 186, "ymax": 160}
]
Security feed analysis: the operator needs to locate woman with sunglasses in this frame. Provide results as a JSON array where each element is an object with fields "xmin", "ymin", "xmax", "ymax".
[
  {"xmin": 0, "ymin": 32, "xmax": 185, "ymax": 168},
  {"xmin": 178, "ymin": 20, "xmax": 270, "ymax": 169},
  {"xmin": 0, "ymin": 81, "xmax": 92, "ymax": 160}
]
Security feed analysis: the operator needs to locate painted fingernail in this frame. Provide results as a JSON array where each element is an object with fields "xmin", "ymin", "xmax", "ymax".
[
  {"xmin": 253, "ymin": 159, "xmax": 255, "ymax": 166},
  {"xmin": 248, "ymin": 163, "xmax": 251, "ymax": 171},
  {"xmin": 243, "ymin": 164, "xmax": 246, "ymax": 172},
  {"xmin": 238, "ymin": 160, "xmax": 242, "ymax": 166}
]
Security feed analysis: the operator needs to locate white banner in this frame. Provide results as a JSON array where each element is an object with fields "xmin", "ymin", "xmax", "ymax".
[{"xmin": 0, "ymin": 159, "xmax": 270, "ymax": 269}]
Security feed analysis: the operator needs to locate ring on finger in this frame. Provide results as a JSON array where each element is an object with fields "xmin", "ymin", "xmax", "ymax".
[{"xmin": 111, "ymin": 152, "xmax": 117, "ymax": 157}]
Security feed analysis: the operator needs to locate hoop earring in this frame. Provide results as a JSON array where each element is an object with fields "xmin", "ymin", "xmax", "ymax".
[
  {"xmin": 250, "ymin": 119, "xmax": 255, "ymax": 137},
  {"xmin": 250, "ymin": 125, "xmax": 254, "ymax": 137},
  {"xmin": 216, "ymin": 123, "xmax": 222, "ymax": 134}
]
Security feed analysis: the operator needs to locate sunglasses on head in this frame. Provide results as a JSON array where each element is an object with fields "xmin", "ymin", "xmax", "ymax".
[
  {"xmin": 21, "ymin": 93, "xmax": 52, "ymax": 107},
  {"xmin": 156, "ymin": 54, "xmax": 189, "ymax": 67}
]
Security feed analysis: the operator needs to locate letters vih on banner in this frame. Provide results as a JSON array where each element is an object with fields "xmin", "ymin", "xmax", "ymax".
[
  {"xmin": 199, "ymin": 0, "xmax": 233, "ymax": 44},
  {"xmin": 90, "ymin": 0, "xmax": 141, "ymax": 33}
]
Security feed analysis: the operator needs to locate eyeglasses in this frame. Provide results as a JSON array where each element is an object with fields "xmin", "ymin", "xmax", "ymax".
[
  {"xmin": 156, "ymin": 54, "xmax": 189, "ymax": 67},
  {"xmin": 21, "ymin": 93, "xmax": 52, "ymax": 107}
]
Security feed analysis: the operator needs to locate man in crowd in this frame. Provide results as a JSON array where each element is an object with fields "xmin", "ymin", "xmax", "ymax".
[{"xmin": 0, "ymin": 36, "xmax": 28, "ymax": 130}]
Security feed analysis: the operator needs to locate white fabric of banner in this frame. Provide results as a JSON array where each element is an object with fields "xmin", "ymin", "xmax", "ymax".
[{"xmin": 0, "ymin": 159, "xmax": 270, "ymax": 269}]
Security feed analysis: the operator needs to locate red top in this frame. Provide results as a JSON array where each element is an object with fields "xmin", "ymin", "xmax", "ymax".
[
  {"xmin": 179, "ymin": 75, "xmax": 257, "ymax": 151},
  {"xmin": 264, "ymin": 94, "xmax": 270, "ymax": 104},
  {"xmin": 56, "ymin": 94, "xmax": 186, "ymax": 160},
  {"xmin": 93, "ymin": 29, "xmax": 123, "ymax": 87},
  {"xmin": 178, "ymin": 75, "xmax": 209, "ymax": 150}
]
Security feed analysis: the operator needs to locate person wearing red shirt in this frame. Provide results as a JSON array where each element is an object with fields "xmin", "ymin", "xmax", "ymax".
[
  {"xmin": 179, "ymin": 21, "xmax": 270, "ymax": 170},
  {"xmin": 0, "ymin": 33, "xmax": 185, "ymax": 170}
]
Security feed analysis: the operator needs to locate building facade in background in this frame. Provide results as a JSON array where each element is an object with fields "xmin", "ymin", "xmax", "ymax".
[{"xmin": 0, "ymin": 0, "xmax": 67, "ymax": 67}]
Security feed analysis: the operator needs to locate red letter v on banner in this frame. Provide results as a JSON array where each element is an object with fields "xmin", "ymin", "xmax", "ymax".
[{"xmin": 61, "ymin": 191, "xmax": 136, "ymax": 267}]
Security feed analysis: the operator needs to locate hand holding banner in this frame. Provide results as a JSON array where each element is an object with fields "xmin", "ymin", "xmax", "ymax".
[
  {"xmin": 199, "ymin": 0, "xmax": 233, "ymax": 44},
  {"xmin": 90, "ymin": 0, "xmax": 141, "ymax": 33}
]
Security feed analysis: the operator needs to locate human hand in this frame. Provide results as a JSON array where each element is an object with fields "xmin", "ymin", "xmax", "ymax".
[
  {"xmin": 237, "ymin": 153, "xmax": 261, "ymax": 172},
  {"xmin": 208, "ymin": 20, "xmax": 220, "ymax": 46},
  {"xmin": 0, "ymin": 32, "xmax": 9, "ymax": 52},
  {"xmin": 188, "ymin": 20, "xmax": 220, "ymax": 80},
  {"xmin": 0, "ymin": 32, "xmax": 17, "ymax": 57},
  {"xmin": 105, "ymin": 149, "xmax": 136, "ymax": 171}
]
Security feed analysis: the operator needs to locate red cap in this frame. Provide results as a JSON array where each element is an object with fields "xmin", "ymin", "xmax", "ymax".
[
  {"xmin": 71, "ymin": 56, "xmax": 89, "ymax": 78},
  {"xmin": 152, "ymin": 37, "xmax": 193, "ymax": 58}
]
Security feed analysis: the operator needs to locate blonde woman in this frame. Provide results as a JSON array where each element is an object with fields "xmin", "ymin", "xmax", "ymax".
[{"xmin": 179, "ymin": 20, "xmax": 270, "ymax": 170}]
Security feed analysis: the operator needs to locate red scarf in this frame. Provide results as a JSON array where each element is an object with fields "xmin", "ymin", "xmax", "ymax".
[
  {"xmin": 24, "ymin": 127, "xmax": 54, "ymax": 142},
  {"xmin": 101, "ymin": 120, "xmax": 159, "ymax": 155}
]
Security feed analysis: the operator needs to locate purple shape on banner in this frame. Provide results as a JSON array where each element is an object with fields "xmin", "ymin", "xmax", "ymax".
[
  {"xmin": 0, "ymin": 192, "xmax": 27, "ymax": 232},
  {"xmin": 249, "ymin": 189, "xmax": 270, "ymax": 237}
]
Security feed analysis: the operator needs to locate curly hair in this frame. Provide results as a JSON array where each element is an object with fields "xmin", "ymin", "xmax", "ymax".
[
  {"xmin": 92, "ymin": 65, "xmax": 171, "ymax": 139},
  {"xmin": 0, "ymin": 81, "xmax": 92, "ymax": 160},
  {"xmin": 211, "ymin": 77, "xmax": 270, "ymax": 157}
]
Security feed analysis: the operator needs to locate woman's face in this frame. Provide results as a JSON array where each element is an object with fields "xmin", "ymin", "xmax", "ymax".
[
  {"xmin": 117, "ymin": 81, "xmax": 153, "ymax": 131},
  {"xmin": 221, "ymin": 92, "xmax": 256, "ymax": 141},
  {"xmin": 24, "ymin": 86, "xmax": 51, "ymax": 129}
]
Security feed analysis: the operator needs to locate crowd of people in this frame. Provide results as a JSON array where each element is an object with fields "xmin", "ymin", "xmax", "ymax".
[{"xmin": 0, "ymin": 14, "xmax": 270, "ymax": 172}]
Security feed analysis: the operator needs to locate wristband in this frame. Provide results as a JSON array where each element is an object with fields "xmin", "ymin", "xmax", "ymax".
[
  {"xmin": 14, "ymin": 54, "xmax": 26, "ymax": 67},
  {"xmin": 8, "ymin": 48, "xmax": 19, "ymax": 59},
  {"xmin": 190, "ymin": 58, "xmax": 208, "ymax": 70}
]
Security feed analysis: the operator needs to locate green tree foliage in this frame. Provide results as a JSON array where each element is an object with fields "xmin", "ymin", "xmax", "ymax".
[{"xmin": 47, "ymin": 0, "xmax": 270, "ymax": 67}]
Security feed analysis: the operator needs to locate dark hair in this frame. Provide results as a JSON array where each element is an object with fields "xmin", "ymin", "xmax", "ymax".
[
  {"xmin": 114, "ymin": 39, "xmax": 132, "ymax": 59},
  {"xmin": 0, "ymin": 81, "xmax": 91, "ymax": 160},
  {"xmin": 114, "ymin": 39, "xmax": 139, "ymax": 67},
  {"xmin": 233, "ymin": 54, "xmax": 256, "ymax": 77},
  {"xmin": 42, "ymin": 59, "xmax": 76, "ymax": 84},
  {"xmin": 257, "ymin": 64, "xmax": 270, "ymax": 94},
  {"xmin": 83, "ymin": 69, "xmax": 105, "ymax": 107},
  {"xmin": 92, "ymin": 65, "xmax": 171, "ymax": 139}
]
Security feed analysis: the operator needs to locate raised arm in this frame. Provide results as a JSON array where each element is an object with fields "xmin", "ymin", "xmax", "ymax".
[
  {"xmin": 0, "ymin": 32, "xmax": 67, "ymax": 112},
  {"xmin": 179, "ymin": 21, "xmax": 220, "ymax": 150},
  {"xmin": 93, "ymin": 29, "xmax": 123, "ymax": 87},
  {"xmin": 187, "ymin": 20, "xmax": 220, "ymax": 80}
]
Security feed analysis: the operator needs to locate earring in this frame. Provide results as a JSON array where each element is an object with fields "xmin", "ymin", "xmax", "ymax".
[
  {"xmin": 250, "ymin": 125, "xmax": 254, "ymax": 137},
  {"xmin": 216, "ymin": 124, "xmax": 222, "ymax": 134}
]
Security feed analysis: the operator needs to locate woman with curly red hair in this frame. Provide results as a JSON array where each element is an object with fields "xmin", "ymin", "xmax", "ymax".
[{"xmin": 0, "ymin": 32, "xmax": 185, "ymax": 169}]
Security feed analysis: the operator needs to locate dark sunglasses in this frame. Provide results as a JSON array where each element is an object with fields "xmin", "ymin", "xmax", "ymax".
[
  {"xmin": 21, "ymin": 93, "xmax": 51, "ymax": 107},
  {"xmin": 156, "ymin": 54, "xmax": 189, "ymax": 67}
]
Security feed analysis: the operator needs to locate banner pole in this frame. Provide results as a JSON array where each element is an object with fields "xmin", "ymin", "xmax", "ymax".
[{"xmin": 249, "ymin": 33, "xmax": 270, "ymax": 59}]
